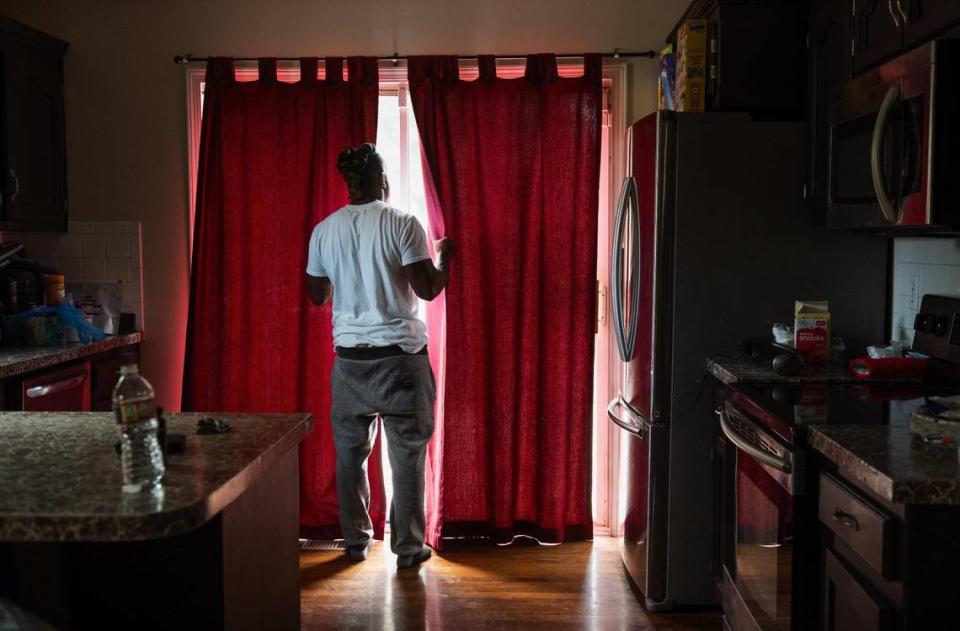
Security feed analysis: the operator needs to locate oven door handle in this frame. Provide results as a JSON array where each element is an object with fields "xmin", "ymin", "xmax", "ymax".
[
  {"xmin": 25, "ymin": 371, "xmax": 87, "ymax": 399},
  {"xmin": 717, "ymin": 406, "xmax": 792, "ymax": 474},
  {"xmin": 608, "ymin": 395, "xmax": 661, "ymax": 437},
  {"xmin": 870, "ymin": 84, "xmax": 902, "ymax": 224}
]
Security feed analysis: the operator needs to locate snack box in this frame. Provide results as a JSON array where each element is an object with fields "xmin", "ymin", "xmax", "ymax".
[{"xmin": 794, "ymin": 300, "xmax": 830, "ymax": 364}]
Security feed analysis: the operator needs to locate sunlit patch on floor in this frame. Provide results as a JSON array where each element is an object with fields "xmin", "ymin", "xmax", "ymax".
[{"xmin": 299, "ymin": 537, "xmax": 722, "ymax": 630}]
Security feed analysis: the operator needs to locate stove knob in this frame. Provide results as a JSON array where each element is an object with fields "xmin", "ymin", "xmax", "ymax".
[
  {"xmin": 934, "ymin": 316, "xmax": 949, "ymax": 337},
  {"xmin": 915, "ymin": 313, "xmax": 935, "ymax": 333}
]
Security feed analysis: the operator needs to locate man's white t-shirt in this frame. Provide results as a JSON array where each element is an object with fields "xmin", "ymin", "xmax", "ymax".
[{"xmin": 306, "ymin": 200, "xmax": 431, "ymax": 352}]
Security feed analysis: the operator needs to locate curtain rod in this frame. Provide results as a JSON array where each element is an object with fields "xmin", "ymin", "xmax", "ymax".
[{"xmin": 173, "ymin": 50, "xmax": 657, "ymax": 64}]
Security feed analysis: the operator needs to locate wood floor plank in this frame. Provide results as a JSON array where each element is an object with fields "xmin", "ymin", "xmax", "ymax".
[{"xmin": 300, "ymin": 536, "xmax": 721, "ymax": 630}]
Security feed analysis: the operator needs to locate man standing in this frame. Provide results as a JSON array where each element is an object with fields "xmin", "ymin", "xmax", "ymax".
[{"xmin": 306, "ymin": 143, "xmax": 454, "ymax": 570}]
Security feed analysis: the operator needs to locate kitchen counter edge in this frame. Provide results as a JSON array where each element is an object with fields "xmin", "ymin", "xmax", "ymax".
[
  {"xmin": 0, "ymin": 332, "xmax": 144, "ymax": 380},
  {"xmin": 0, "ymin": 412, "xmax": 312, "ymax": 543},
  {"xmin": 809, "ymin": 424, "xmax": 960, "ymax": 506}
]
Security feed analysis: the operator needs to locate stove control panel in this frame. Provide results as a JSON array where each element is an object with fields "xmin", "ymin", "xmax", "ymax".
[{"xmin": 913, "ymin": 294, "xmax": 960, "ymax": 364}]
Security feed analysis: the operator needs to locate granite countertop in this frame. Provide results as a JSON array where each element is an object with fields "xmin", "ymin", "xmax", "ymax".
[
  {"xmin": 810, "ymin": 424, "xmax": 960, "ymax": 505},
  {"xmin": 0, "ymin": 412, "xmax": 312, "ymax": 542},
  {"xmin": 0, "ymin": 332, "xmax": 144, "ymax": 380},
  {"xmin": 707, "ymin": 356, "xmax": 915, "ymax": 385}
]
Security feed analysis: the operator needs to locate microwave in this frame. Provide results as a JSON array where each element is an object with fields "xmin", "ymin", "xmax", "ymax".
[{"xmin": 827, "ymin": 40, "xmax": 960, "ymax": 231}]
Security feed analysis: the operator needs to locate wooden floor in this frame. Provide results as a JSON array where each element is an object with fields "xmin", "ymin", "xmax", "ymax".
[{"xmin": 300, "ymin": 536, "xmax": 722, "ymax": 630}]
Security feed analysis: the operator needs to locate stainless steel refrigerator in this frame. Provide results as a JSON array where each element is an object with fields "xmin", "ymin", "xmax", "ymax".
[{"xmin": 606, "ymin": 111, "xmax": 889, "ymax": 610}]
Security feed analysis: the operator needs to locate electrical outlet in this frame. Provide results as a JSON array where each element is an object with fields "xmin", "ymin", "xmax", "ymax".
[{"xmin": 908, "ymin": 274, "xmax": 921, "ymax": 310}]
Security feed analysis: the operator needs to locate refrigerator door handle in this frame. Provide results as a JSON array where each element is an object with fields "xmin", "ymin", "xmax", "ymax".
[
  {"xmin": 611, "ymin": 176, "xmax": 641, "ymax": 362},
  {"xmin": 716, "ymin": 406, "xmax": 792, "ymax": 474},
  {"xmin": 607, "ymin": 394, "xmax": 663, "ymax": 437}
]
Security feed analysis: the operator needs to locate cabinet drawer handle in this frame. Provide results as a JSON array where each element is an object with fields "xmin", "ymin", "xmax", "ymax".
[
  {"xmin": 832, "ymin": 510, "xmax": 860, "ymax": 531},
  {"xmin": 895, "ymin": 0, "xmax": 908, "ymax": 24},
  {"xmin": 887, "ymin": 0, "xmax": 902, "ymax": 27},
  {"xmin": 8, "ymin": 169, "xmax": 19, "ymax": 204},
  {"xmin": 26, "ymin": 372, "xmax": 87, "ymax": 399}
]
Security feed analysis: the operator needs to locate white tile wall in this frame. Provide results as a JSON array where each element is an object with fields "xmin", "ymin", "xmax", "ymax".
[
  {"xmin": 891, "ymin": 237, "xmax": 960, "ymax": 346},
  {"xmin": 0, "ymin": 221, "xmax": 145, "ymax": 331}
]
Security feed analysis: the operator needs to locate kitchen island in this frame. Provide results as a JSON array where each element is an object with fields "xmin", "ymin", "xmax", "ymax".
[
  {"xmin": 810, "ymin": 424, "xmax": 960, "ymax": 505},
  {"xmin": 809, "ymin": 424, "xmax": 960, "ymax": 629},
  {"xmin": 0, "ymin": 411, "xmax": 312, "ymax": 630}
]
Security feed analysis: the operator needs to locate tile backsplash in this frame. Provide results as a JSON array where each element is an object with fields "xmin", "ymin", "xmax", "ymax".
[
  {"xmin": 0, "ymin": 221, "xmax": 144, "ymax": 330},
  {"xmin": 891, "ymin": 238, "xmax": 960, "ymax": 346}
]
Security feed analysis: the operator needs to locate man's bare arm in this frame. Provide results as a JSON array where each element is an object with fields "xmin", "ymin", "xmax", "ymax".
[
  {"xmin": 306, "ymin": 275, "xmax": 333, "ymax": 306},
  {"xmin": 403, "ymin": 237, "xmax": 456, "ymax": 301},
  {"xmin": 403, "ymin": 260, "xmax": 448, "ymax": 301}
]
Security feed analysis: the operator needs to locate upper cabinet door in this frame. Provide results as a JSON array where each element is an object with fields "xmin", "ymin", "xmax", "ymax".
[
  {"xmin": 853, "ymin": 0, "xmax": 905, "ymax": 73},
  {"xmin": 903, "ymin": 0, "xmax": 960, "ymax": 47},
  {"xmin": 0, "ymin": 18, "xmax": 68, "ymax": 232},
  {"xmin": 806, "ymin": 0, "xmax": 854, "ymax": 219}
]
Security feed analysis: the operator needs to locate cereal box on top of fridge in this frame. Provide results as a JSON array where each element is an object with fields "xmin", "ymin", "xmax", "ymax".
[
  {"xmin": 676, "ymin": 18, "xmax": 706, "ymax": 113},
  {"xmin": 658, "ymin": 44, "xmax": 676, "ymax": 111}
]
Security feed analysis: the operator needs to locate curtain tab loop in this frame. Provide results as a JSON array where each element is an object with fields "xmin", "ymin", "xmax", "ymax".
[
  {"xmin": 408, "ymin": 56, "xmax": 459, "ymax": 85},
  {"xmin": 347, "ymin": 57, "xmax": 378, "ymax": 85},
  {"xmin": 407, "ymin": 56, "xmax": 426, "ymax": 84},
  {"xmin": 441, "ymin": 57, "xmax": 460, "ymax": 84},
  {"xmin": 582, "ymin": 53, "xmax": 602, "ymax": 81},
  {"xmin": 478, "ymin": 56, "xmax": 497, "ymax": 83},
  {"xmin": 205, "ymin": 57, "xmax": 235, "ymax": 86},
  {"xmin": 325, "ymin": 58, "xmax": 344, "ymax": 82},
  {"xmin": 525, "ymin": 53, "xmax": 558, "ymax": 83},
  {"xmin": 299, "ymin": 58, "xmax": 318, "ymax": 85},
  {"xmin": 258, "ymin": 58, "xmax": 278, "ymax": 83}
]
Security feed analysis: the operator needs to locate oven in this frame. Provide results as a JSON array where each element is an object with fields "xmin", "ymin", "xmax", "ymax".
[
  {"xmin": 716, "ymin": 395, "xmax": 804, "ymax": 631},
  {"xmin": 826, "ymin": 39, "xmax": 960, "ymax": 231}
]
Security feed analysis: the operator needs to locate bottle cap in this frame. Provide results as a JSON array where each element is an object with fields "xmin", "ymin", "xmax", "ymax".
[{"xmin": 119, "ymin": 364, "xmax": 140, "ymax": 376}]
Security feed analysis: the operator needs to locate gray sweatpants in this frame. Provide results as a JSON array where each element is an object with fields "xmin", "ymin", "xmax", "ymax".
[{"xmin": 330, "ymin": 352, "xmax": 436, "ymax": 557}]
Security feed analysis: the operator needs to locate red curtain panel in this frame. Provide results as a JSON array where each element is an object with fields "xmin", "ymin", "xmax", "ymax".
[
  {"xmin": 409, "ymin": 54, "xmax": 602, "ymax": 545},
  {"xmin": 182, "ymin": 57, "xmax": 384, "ymax": 540}
]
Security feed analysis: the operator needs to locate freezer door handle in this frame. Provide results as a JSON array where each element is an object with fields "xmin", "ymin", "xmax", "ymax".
[
  {"xmin": 716, "ymin": 406, "xmax": 792, "ymax": 474},
  {"xmin": 610, "ymin": 176, "xmax": 640, "ymax": 362},
  {"xmin": 607, "ymin": 394, "xmax": 661, "ymax": 437}
]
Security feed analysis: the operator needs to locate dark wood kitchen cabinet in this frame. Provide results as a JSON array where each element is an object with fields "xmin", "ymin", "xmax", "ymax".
[
  {"xmin": 20, "ymin": 361, "xmax": 91, "ymax": 411},
  {"xmin": 0, "ymin": 15, "xmax": 68, "ymax": 232},
  {"xmin": 852, "ymin": 0, "xmax": 960, "ymax": 74},
  {"xmin": 823, "ymin": 548, "xmax": 892, "ymax": 631},
  {"xmin": 667, "ymin": 0, "xmax": 807, "ymax": 117},
  {"xmin": 852, "ymin": 0, "xmax": 905, "ymax": 73},
  {"xmin": 2, "ymin": 343, "xmax": 140, "ymax": 411},
  {"xmin": 902, "ymin": 0, "xmax": 960, "ymax": 48},
  {"xmin": 805, "ymin": 0, "xmax": 853, "ymax": 222},
  {"xmin": 815, "ymin": 467, "xmax": 960, "ymax": 630},
  {"xmin": 89, "ymin": 345, "xmax": 140, "ymax": 410}
]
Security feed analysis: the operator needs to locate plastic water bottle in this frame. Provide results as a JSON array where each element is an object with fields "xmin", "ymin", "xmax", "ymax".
[{"xmin": 113, "ymin": 364, "xmax": 165, "ymax": 493}]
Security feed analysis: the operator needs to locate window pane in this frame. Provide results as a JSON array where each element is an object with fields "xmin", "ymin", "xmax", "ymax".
[{"xmin": 377, "ymin": 95, "xmax": 403, "ymax": 205}]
